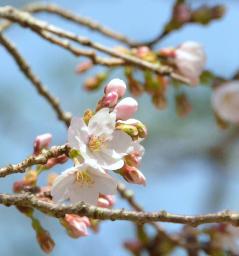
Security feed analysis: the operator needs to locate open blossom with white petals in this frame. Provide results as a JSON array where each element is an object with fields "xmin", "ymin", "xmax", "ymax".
[
  {"xmin": 174, "ymin": 41, "xmax": 206, "ymax": 85},
  {"xmin": 68, "ymin": 108, "xmax": 132, "ymax": 170},
  {"xmin": 51, "ymin": 163, "xmax": 118, "ymax": 205},
  {"xmin": 212, "ymin": 81, "xmax": 239, "ymax": 123}
]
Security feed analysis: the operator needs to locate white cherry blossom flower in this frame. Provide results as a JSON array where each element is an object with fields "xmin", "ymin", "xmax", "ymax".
[
  {"xmin": 175, "ymin": 41, "xmax": 206, "ymax": 85},
  {"xmin": 68, "ymin": 108, "xmax": 132, "ymax": 170},
  {"xmin": 51, "ymin": 163, "xmax": 117, "ymax": 205},
  {"xmin": 212, "ymin": 81, "xmax": 239, "ymax": 123}
]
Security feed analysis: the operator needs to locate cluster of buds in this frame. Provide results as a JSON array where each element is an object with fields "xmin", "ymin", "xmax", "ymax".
[{"xmin": 164, "ymin": 2, "xmax": 225, "ymax": 34}]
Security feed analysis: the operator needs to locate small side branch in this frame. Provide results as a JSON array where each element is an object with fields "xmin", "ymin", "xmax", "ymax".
[
  {"xmin": 0, "ymin": 145, "xmax": 70, "ymax": 178},
  {"xmin": 25, "ymin": 3, "xmax": 137, "ymax": 46}
]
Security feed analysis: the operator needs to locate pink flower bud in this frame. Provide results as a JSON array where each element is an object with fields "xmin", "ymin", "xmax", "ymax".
[
  {"xmin": 75, "ymin": 61, "xmax": 93, "ymax": 74},
  {"xmin": 97, "ymin": 194, "xmax": 115, "ymax": 208},
  {"xmin": 124, "ymin": 240, "xmax": 142, "ymax": 253},
  {"xmin": 121, "ymin": 165, "xmax": 146, "ymax": 185},
  {"xmin": 44, "ymin": 155, "xmax": 68, "ymax": 169},
  {"xmin": 102, "ymin": 91, "xmax": 119, "ymax": 107},
  {"xmin": 212, "ymin": 81, "xmax": 239, "ymax": 124},
  {"xmin": 34, "ymin": 133, "xmax": 52, "ymax": 155},
  {"xmin": 105, "ymin": 79, "xmax": 127, "ymax": 98},
  {"xmin": 114, "ymin": 97, "xmax": 138, "ymax": 120},
  {"xmin": 174, "ymin": 41, "xmax": 206, "ymax": 86},
  {"xmin": 13, "ymin": 180, "xmax": 26, "ymax": 193},
  {"xmin": 135, "ymin": 46, "xmax": 150, "ymax": 58},
  {"xmin": 173, "ymin": 3, "xmax": 191, "ymax": 23},
  {"xmin": 97, "ymin": 197, "xmax": 110, "ymax": 208},
  {"xmin": 62, "ymin": 214, "xmax": 90, "ymax": 238}
]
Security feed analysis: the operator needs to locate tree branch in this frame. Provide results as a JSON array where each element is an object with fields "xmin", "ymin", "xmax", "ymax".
[
  {"xmin": 25, "ymin": 3, "xmax": 137, "ymax": 46},
  {"xmin": 0, "ymin": 145, "xmax": 70, "ymax": 178},
  {"xmin": 0, "ymin": 192, "xmax": 239, "ymax": 226},
  {"xmin": 0, "ymin": 6, "xmax": 190, "ymax": 84},
  {"xmin": 0, "ymin": 33, "xmax": 71, "ymax": 126}
]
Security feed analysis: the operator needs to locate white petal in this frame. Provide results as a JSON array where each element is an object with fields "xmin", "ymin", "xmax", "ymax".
[
  {"xmin": 51, "ymin": 167, "xmax": 76, "ymax": 203},
  {"xmin": 88, "ymin": 108, "xmax": 116, "ymax": 137},
  {"xmin": 107, "ymin": 130, "xmax": 132, "ymax": 155},
  {"xmin": 92, "ymin": 149, "xmax": 124, "ymax": 170},
  {"xmin": 68, "ymin": 183, "xmax": 99, "ymax": 205},
  {"xmin": 68, "ymin": 117, "xmax": 89, "ymax": 149},
  {"xmin": 128, "ymin": 141, "xmax": 145, "ymax": 158},
  {"xmin": 88, "ymin": 168, "xmax": 118, "ymax": 195}
]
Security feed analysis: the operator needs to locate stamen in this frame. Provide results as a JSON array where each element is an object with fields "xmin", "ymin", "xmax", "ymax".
[
  {"xmin": 76, "ymin": 170, "xmax": 94, "ymax": 186},
  {"xmin": 88, "ymin": 135, "xmax": 105, "ymax": 152}
]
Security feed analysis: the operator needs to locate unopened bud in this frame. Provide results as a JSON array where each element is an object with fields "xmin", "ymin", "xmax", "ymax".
[
  {"xmin": 102, "ymin": 91, "xmax": 119, "ymax": 107},
  {"xmin": 33, "ymin": 133, "xmax": 52, "ymax": 155},
  {"xmin": 120, "ymin": 165, "xmax": 146, "ymax": 185},
  {"xmin": 36, "ymin": 229, "xmax": 55, "ymax": 254},
  {"xmin": 134, "ymin": 46, "xmax": 150, "ymax": 58},
  {"xmin": 105, "ymin": 78, "xmax": 127, "ymax": 98},
  {"xmin": 84, "ymin": 73, "xmax": 107, "ymax": 91},
  {"xmin": 158, "ymin": 48, "xmax": 176, "ymax": 58},
  {"xmin": 97, "ymin": 194, "xmax": 115, "ymax": 208},
  {"xmin": 124, "ymin": 240, "xmax": 142, "ymax": 253},
  {"xmin": 116, "ymin": 123, "xmax": 138, "ymax": 138},
  {"xmin": 152, "ymin": 94, "xmax": 167, "ymax": 109},
  {"xmin": 61, "ymin": 214, "xmax": 90, "ymax": 238},
  {"xmin": 13, "ymin": 180, "xmax": 26, "ymax": 193},
  {"xmin": 83, "ymin": 109, "xmax": 94, "ymax": 125},
  {"xmin": 44, "ymin": 155, "xmax": 68, "ymax": 169},
  {"xmin": 176, "ymin": 93, "xmax": 192, "ymax": 118},
  {"xmin": 114, "ymin": 97, "xmax": 138, "ymax": 120},
  {"xmin": 16, "ymin": 206, "xmax": 34, "ymax": 217},
  {"xmin": 75, "ymin": 61, "xmax": 93, "ymax": 74},
  {"xmin": 173, "ymin": 3, "xmax": 191, "ymax": 23}
]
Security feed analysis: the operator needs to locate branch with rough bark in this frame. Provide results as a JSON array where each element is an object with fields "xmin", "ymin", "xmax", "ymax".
[
  {"xmin": 0, "ymin": 6, "xmax": 190, "ymax": 84},
  {"xmin": 0, "ymin": 192, "xmax": 239, "ymax": 226},
  {"xmin": 0, "ymin": 145, "xmax": 70, "ymax": 178},
  {"xmin": 0, "ymin": 3, "xmax": 137, "ymax": 46},
  {"xmin": 0, "ymin": 147, "xmax": 238, "ymax": 227}
]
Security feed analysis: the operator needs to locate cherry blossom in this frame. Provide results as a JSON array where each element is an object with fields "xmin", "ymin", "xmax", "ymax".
[
  {"xmin": 212, "ymin": 81, "xmax": 239, "ymax": 123},
  {"xmin": 174, "ymin": 41, "xmax": 206, "ymax": 85},
  {"xmin": 51, "ymin": 163, "xmax": 118, "ymax": 205},
  {"xmin": 68, "ymin": 108, "xmax": 132, "ymax": 170}
]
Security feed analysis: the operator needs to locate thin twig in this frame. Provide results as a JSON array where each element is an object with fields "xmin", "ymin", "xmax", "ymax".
[
  {"xmin": 0, "ymin": 145, "xmax": 70, "ymax": 178},
  {"xmin": 0, "ymin": 192, "xmax": 238, "ymax": 226},
  {"xmin": 0, "ymin": 3, "xmax": 137, "ymax": 46},
  {"xmin": 34, "ymin": 30, "xmax": 124, "ymax": 67},
  {"xmin": 0, "ymin": 33, "xmax": 71, "ymax": 126},
  {"xmin": 0, "ymin": 6, "xmax": 190, "ymax": 84},
  {"xmin": 25, "ymin": 3, "xmax": 137, "ymax": 46}
]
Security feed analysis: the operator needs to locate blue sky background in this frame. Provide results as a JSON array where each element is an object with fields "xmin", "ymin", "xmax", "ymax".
[{"xmin": 1, "ymin": 0, "xmax": 239, "ymax": 255}]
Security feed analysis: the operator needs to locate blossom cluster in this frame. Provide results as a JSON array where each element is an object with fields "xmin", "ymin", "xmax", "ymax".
[{"xmin": 51, "ymin": 79, "xmax": 147, "ymax": 206}]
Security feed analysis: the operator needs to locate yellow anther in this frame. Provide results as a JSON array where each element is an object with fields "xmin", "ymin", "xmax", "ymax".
[
  {"xmin": 88, "ymin": 136, "xmax": 104, "ymax": 152},
  {"xmin": 76, "ymin": 170, "xmax": 94, "ymax": 186}
]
